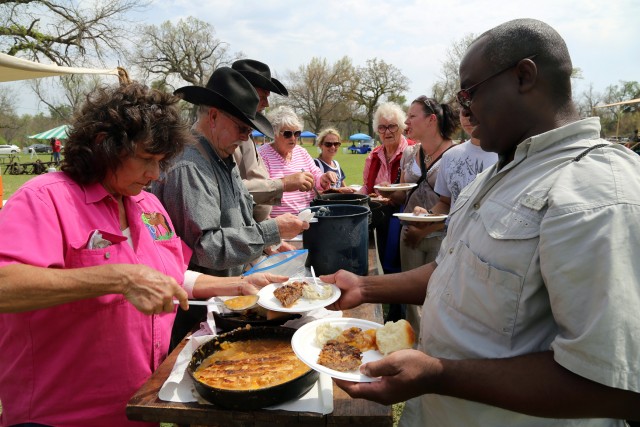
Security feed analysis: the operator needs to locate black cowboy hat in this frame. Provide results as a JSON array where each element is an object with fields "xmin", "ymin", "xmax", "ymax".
[
  {"xmin": 174, "ymin": 67, "xmax": 274, "ymax": 138},
  {"xmin": 232, "ymin": 59, "xmax": 289, "ymax": 96}
]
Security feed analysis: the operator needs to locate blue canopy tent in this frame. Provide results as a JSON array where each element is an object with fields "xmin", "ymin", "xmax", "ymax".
[
  {"xmin": 348, "ymin": 133, "xmax": 372, "ymax": 141},
  {"xmin": 347, "ymin": 133, "xmax": 373, "ymax": 154},
  {"xmin": 251, "ymin": 129, "xmax": 264, "ymax": 138},
  {"xmin": 300, "ymin": 130, "xmax": 316, "ymax": 145}
]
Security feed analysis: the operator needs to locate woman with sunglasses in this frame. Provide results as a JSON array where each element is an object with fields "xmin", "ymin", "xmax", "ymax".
[
  {"xmin": 314, "ymin": 128, "xmax": 354, "ymax": 193},
  {"xmin": 397, "ymin": 96, "xmax": 458, "ymax": 330},
  {"xmin": 259, "ymin": 106, "xmax": 336, "ymax": 216}
]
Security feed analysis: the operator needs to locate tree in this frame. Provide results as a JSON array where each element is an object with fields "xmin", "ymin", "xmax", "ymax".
[
  {"xmin": 351, "ymin": 58, "xmax": 410, "ymax": 137},
  {"xmin": 597, "ymin": 80, "xmax": 640, "ymax": 137},
  {"xmin": 285, "ymin": 56, "xmax": 354, "ymax": 134},
  {"xmin": 0, "ymin": 0, "xmax": 147, "ymax": 66},
  {"xmin": 576, "ymin": 83, "xmax": 602, "ymax": 119},
  {"xmin": 30, "ymin": 73, "xmax": 102, "ymax": 122},
  {"xmin": 129, "ymin": 17, "xmax": 242, "ymax": 89},
  {"xmin": 431, "ymin": 34, "xmax": 476, "ymax": 104}
]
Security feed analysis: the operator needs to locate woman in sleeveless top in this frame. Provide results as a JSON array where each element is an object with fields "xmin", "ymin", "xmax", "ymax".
[
  {"xmin": 314, "ymin": 128, "xmax": 353, "ymax": 192},
  {"xmin": 397, "ymin": 96, "xmax": 459, "ymax": 332}
]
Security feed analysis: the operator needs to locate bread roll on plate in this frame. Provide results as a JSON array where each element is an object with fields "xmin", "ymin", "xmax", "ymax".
[{"xmin": 375, "ymin": 319, "xmax": 415, "ymax": 355}]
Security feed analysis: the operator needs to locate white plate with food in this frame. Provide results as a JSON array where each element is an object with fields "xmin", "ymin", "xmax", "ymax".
[
  {"xmin": 393, "ymin": 212, "xmax": 448, "ymax": 222},
  {"xmin": 257, "ymin": 278, "xmax": 341, "ymax": 313},
  {"xmin": 292, "ymin": 318, "xmax": 384, "ymax": 382},
  {"xmin": 374, "ymin": 183, "xmax": 417, "ymax": 192}
]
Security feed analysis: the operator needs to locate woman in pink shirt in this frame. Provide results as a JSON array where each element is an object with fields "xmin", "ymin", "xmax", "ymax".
[
  {"xmin": 0, "ymin": 83, "xmax": 284, "ymax": 427},
  {"xmin": 259, "ymin": 106, "xmax": 335, "ymax": 216}
]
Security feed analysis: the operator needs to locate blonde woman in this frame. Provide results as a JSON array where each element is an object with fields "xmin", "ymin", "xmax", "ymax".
[{"xmin": 314, "ymin": 128, "xmax": 354, "ymax": 193}]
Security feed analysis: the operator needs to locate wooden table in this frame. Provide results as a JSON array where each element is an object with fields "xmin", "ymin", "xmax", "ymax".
[{"xmin": 126, "ymin": 246, "xmax": 393, "ymax": 426}]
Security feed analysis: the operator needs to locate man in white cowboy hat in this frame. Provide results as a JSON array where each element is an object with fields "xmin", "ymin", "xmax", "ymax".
[
  {"xmin": 151, "ymin": 67, "xmax": 309, "ymax": 348},
  {"xmin": 232, "ymin": 59, "xmax": 315, "ymax": 221}
]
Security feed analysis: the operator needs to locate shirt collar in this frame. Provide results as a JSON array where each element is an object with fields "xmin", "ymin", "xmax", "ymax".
[
  {"xmin": 82, "ymin": 180, "xmax": 146, "ymax": 205},
  {"xmin": 511, "ymin": 117, "xmax": 602, "ymax": 166}
]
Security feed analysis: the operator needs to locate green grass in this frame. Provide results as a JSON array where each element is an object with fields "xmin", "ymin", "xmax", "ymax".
[
  {"xmin": 299, "ymin": 142, "xmax": 368, "ymax": 186},
  {"xmin": 1, "ymin": 153, "xmax": 56, "ymax": 201},
  {"xmin": 0, "ymin": 145, "xmax": 368, "ymax": 202}
]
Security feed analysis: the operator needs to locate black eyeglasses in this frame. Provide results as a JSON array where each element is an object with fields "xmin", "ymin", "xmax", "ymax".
[
  {"xmin": 324, "ymin": 142, "xmax": 341, "ymax": 148},
  {"xmin": 281, "ymin": 130, "xmax": 302, "ymax": 139},
  {"xmin": 457, "ymin": 54, "xmax": 538, "ymax": 109},
  {"xmin": 377, "ymin": 124, "xmax": 399, "ymax": 133}
]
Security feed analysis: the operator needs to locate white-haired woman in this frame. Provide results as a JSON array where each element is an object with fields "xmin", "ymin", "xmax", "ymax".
[
  {"xmin": 360, "ymin": 102, "xmax": 413, "ymax": 197},
  {"xmin": 259, "ymin": 106, "xmax": 335, "ymax": 216}
]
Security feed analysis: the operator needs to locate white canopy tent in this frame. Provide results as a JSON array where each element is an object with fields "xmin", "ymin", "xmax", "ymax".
[
  {"xmin": 594, "ymin": 98, "xmax": 640, "ymax": 109},
  {"xmin": 0, "ymin": 52, "xmax": 127, "ymax": 83}
]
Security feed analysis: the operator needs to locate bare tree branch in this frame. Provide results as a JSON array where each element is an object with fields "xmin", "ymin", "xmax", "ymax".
[{"xmin": 0, "ymin": 0, "xmax": 148, "ymax": 66}]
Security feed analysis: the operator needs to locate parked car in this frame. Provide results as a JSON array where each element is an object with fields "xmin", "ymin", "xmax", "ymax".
[
  {"xmin": 27, "ymin": 143, "xmax": 52, "ymax": 153},
  {"xmin": 0, "ymin": 144, "xmax": 20, "ymax": 155}
]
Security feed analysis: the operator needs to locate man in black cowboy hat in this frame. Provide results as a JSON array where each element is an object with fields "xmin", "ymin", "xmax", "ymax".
[
  {"xmin": 151, "ymin": 67, "xmax": 309, "ymax": 348},
  {"xmin": 231, "ymin": 59, "xmax": 315, "ymax": 221}
]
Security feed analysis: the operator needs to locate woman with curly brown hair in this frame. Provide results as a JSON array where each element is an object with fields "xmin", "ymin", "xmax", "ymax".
[{"xmin": 0, "ymin": 82, "xmax": 285, "ymax": 427}]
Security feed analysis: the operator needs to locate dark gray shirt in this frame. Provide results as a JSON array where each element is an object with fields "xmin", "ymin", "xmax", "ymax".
[{"xmin": 151, "ymin": 135, "xmax": 280, "ymax": 276}]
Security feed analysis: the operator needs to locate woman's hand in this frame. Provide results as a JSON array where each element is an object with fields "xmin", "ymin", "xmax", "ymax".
[
  {"xmin": 320, "ymin": 269, "xmax": 365, "ymax": 311},
  {"xmin": 320, "ymin": 171, "xmax": 338, "ymax": 189},
  {"xmin": 403, "ymin": 224, "xmax": 431, "ymax": 249},
  {"xmin": 120, "ymin": 264, "xmax": 188, "ymax": 314},
  {"xmin": 245, "ymin": 273, "xmax": 288, "ymax": 289}
]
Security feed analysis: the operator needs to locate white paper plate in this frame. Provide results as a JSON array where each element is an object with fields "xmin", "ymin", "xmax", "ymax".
[
  {"xmin": 393, "ymin": 212, "xmax": 448, "ymax": 222},
  {"xmin": 257, "ymin": 278, "xmax": 341, "ymax": 313},
  {"xmin": 374, "ymin": 183, "xmax": 417, "ymax": 192},
  {"xmin": 292, "ymin": 318, "xmax": 383, "ymax": 382}
]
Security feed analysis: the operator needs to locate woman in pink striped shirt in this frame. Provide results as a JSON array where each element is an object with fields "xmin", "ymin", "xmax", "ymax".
[{"xmin": 259, "ymin": 106, "xmax": 335, "ymax": 217}]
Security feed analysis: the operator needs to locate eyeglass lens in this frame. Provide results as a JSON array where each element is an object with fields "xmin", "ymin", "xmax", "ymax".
[
  {"xmin": 282, "ymin": 130, "xmax": 302, "ymax": 138},
  {"xmin": 324, "ymin": 142, "xmax": 341, "ymax": 147},
  {"xmin": 378, "ymin": 124, "xmax": 399, "ymax": 133}
]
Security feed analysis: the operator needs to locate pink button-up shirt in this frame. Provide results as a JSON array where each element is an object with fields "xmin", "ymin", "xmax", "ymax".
[
  {"xmin": 0, "ymin": 172, "xmax": 189, "ymax": 427},
  {"xmin": 258, "ymin": 144, "xmax": 324, "ymax": 217}
]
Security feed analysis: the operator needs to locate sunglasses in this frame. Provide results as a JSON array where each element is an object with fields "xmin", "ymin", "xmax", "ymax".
[
  {"xmin": 281, "ymin": 130, "xmax": 302, "ymax": 139},
  {"xmin": 324, "ymin": 142, "xmax": 342, "ymax": 148},
  {"xmin": 457, "ymin": 54, "xmax": 538, "ymax": 109},
  {"xmin": 377, "ymin": 124, "xmax": 399, "ymax": 133}
]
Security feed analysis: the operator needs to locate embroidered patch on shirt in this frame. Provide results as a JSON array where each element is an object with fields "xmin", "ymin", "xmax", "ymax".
[
  {"xmin": 520, "ymin": 194, "xmax": 546, "ymax": 211},
  {"xmin": 142, "ymin": 212, "xmax": 174, "ymax": 240}
]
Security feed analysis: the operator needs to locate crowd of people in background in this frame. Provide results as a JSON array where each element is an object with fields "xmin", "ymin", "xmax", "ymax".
[{"xmin": 0, "ymin": 17, "xmax": 638, "ymax": 427}]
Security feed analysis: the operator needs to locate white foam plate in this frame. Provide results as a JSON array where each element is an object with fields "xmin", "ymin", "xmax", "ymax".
[
  {"xmin": 393, "ymin": 212, "xmax": 448, "ymax": 222},
  {"xmin": 257, "ymin": 278, "xmax": 341, "ymax": 313},
  {"xmin": 291, "ymin": 317, "xmax": 383, "ymax": 382},
  {"xmin": 374, "ymin": 183, "xmax": 417, "ymax": 192}
]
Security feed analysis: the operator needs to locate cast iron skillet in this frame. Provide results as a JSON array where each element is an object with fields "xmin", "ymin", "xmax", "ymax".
[
  {"xmin": 187, "ymin": 326, "xmax": 319, "ymax": 410},
  {"xmin": 212, "ymin": 310, "xmax": 300, "ymax": 332}
]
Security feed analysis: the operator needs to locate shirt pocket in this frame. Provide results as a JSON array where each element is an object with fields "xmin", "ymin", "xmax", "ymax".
[
  {"xmin": 65, "ymin": 231, "xmax": 130, "ymax": 269},
  {"xmin": 440, "ymin": 240, "xmax": 524, "ymax": 336},
  {"xmin": 152, "ymin": 236, "xmax": 186, "ymax": 280},
  {"xmin": 479, "ymin": 198, "xmax": 543, "ymax": 240}
]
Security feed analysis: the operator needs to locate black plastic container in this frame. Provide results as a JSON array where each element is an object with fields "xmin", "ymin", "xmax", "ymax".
[{"xmin": 302, "ymin": 204, "xmax": 370, "ymax": 275}]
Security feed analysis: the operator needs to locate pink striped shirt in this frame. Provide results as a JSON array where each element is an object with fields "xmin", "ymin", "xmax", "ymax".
[{"xmin": 258, "ymin": 144, "xmax": 323, "ymax": 217}]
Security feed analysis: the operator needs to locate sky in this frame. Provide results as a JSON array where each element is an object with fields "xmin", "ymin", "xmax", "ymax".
[{"xmin": 11, "ymin": 0, "xmax": 640, "ymax": 115}]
